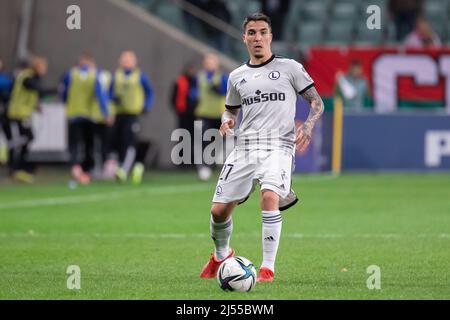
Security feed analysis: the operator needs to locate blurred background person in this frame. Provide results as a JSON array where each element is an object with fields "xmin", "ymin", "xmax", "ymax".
[
  {"xmin": 0, "ymin": 58, "xmax": 13, "ymax": 166},
  {"xmin": 61, "ymin": 53, "xmax": 109, "ymax": 185},
  {"xmin": 109, "ymin": 50, "xmax": 154, "ymax": 184},
  {"xmin": 403, "ymin": 15, "xmax": 442, "ymax": 48},
  {"xmin": 6, "ymin": 56, "xmax": 53, "ymax": 183},
  {"xmin": 171, "ymin": 61, "xmax": 199, "ymax": 168},
  {"xmin": 195, "ymin": 53, "xmax": 228, "ymax": 181},
  {"xmin": 389, "ymin": 0, "xmax": 423, "ymax": 41},
  {"xmin": 335, "ymin": 60, "xmax": 370, "ymax": 111},
  {"xmin": 89, "ymin": 67, "xmax": 114, "ymax": 179}
]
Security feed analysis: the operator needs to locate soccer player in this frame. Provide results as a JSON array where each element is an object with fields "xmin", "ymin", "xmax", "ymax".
[
  {"xmin": 61, "ymin": 53, "xmax": 109, "ymax": 184},
  {"xmin": 171, "ymin": 61, "xmax": 198, "ymax": 168},
  {"xmin": 109, "ymin": 51, "xmax": 154, "ymax": 183},
  {"xmin": 0, "ymin": 58, "xmax": 13, "ymax": 166},
  {"xmin": 195, "ymin": 53, "xmax": 228, "ymax": 181},
  {"xmin": 6, "ymin": 56, "xmax": 54, "ymax": 183},
  {"xmin": 90, "ymin": 67, "xmax": 113, "ymax": 178},
  {"xmin": 199, "ymin": 13, "xmax": 324, "ymax": 282}
]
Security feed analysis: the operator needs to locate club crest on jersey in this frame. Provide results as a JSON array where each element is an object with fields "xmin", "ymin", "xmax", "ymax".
[{"xmin": 268, "ymin": 71, "xmax": 280, "ymax": 80}]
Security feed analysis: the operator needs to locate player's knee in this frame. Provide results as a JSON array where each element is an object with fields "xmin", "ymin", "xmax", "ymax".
[
  {"xmin": 261, "ymin": 190, "xmax": 279, "ymax": 211},
  {"xmin": 211, "ymin": 202, "xmax": 236, "ymax": 222}
]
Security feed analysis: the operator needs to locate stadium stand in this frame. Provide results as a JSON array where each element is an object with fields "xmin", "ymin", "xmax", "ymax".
[
  {"xmin": 1, "ymin": 0, "xmax": 449, "ymax": 172},
  {"xmin": 130, "ymin": 0, "xmax": 450, "ymax": 57}
]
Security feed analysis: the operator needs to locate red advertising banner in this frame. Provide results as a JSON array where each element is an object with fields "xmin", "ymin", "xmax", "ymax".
[{"xmin": 304, "ymin": 47, "xmax": 450, "ymax": 112}]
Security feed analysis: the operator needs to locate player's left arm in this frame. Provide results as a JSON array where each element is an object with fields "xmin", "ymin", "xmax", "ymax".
[{"xmin": 297, "ymin": 86, "xmax": 324, "ymax": 152}]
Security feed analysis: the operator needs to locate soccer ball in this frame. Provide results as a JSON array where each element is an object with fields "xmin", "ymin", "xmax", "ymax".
[{"xmin": 217, "ymin": 256, "xmax": 257, "ymax": 292}]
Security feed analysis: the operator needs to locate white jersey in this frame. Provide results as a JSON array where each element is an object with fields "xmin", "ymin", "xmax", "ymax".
[{"xmin": 226, "ymin": 55, "xmax": 314, "ymax": 155}]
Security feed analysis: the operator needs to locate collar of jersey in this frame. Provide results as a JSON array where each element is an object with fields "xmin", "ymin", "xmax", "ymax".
[{"xmin": 246, "ymin": 54, "xmax": 275, "ymax": 68}]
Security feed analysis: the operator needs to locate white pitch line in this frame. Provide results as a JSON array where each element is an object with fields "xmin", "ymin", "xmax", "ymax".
[
  {"xmin": 0, "ymin": 232, "xmax": 448, "ymax": 239},
  {"xmin": 0, "ymin": 174, "xmax": 337, "ymax": 211},
  {"xmin": 0, "ymin": 184, "xmax": 211, "ymax": 211}
]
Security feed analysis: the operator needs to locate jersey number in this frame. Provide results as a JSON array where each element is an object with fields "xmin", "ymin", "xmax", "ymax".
[{"xmin": 219, "ymin": 164, "xmax": 234, "ymax": 181}]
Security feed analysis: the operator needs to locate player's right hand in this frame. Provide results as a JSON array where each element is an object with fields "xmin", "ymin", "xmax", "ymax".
[{"xmin": 219, "ymin": 118, "xmax": 235, "ymax": 137}]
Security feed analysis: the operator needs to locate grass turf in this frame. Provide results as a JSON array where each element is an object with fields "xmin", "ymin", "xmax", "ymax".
[{"xmin": 0, "ymin": 171, "xmax": 449, "ymax": 299}]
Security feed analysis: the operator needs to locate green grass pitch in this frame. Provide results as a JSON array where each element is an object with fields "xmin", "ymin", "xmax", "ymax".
[{"xmin": 0, "ymin": 171, "xmax": 449, "ymax": 299}]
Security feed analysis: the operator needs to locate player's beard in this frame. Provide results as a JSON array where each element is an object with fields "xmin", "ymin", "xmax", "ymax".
[{"xmin": 253, "ymin": 53, "xmax": 264, "ymax": 59}]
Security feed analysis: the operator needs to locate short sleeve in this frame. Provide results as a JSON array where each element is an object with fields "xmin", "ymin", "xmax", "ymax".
[
  {"xmin": 225, "ymin": 76, "xmax": 241, "ymax": 109},
  {"xmin": 291, "ymin": 61, "xmax": 315, "ymax": 95}
]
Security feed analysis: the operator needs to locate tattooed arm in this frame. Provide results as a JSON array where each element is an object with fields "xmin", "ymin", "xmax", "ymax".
[
  {"xmin": 296, "ymin": 86, "xmax": 324, "ymax": 152},
  {"xmin": 220, "ymin": 107, "xmax": 240, "ymax": 136}
]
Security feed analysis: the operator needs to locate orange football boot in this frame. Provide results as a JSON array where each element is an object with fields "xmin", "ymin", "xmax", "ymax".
[
  {"xmin": 199, "ymin": 249, "xmax": 235, "ymax": 278},
  {"xmin": 257, "ymin": 267, "xmax": 274, "ymax": 282}
]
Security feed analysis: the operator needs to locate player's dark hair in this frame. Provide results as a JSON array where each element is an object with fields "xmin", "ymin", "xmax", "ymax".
[
  {"xmin": 79, "ymin": 52, "xmax": 95, "ymax": 62},
  {"xmin": 350, "ymin": 59, "xmax": 362, "ymax": 67},
  {"xmin": 242, "ymin": 13, "xmax": 272, "ymax": 32}
]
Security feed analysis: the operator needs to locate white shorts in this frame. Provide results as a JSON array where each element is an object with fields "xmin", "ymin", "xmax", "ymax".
[{"xmin": 212, "ymin": 148, "xmax": 298, "ymax": 210}]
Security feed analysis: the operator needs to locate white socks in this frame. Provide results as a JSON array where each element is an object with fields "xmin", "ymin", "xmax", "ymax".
[
  {"xmin": 209, "ymin": 210, "xmax": 282, "ymax": 270},
  {"xmin": 261, "ymin": 210, "xmax": 282, "ymax": 272},
  {"xmin": 210, "ymin": 216, "xmax": 233, "ymax": 260}
]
